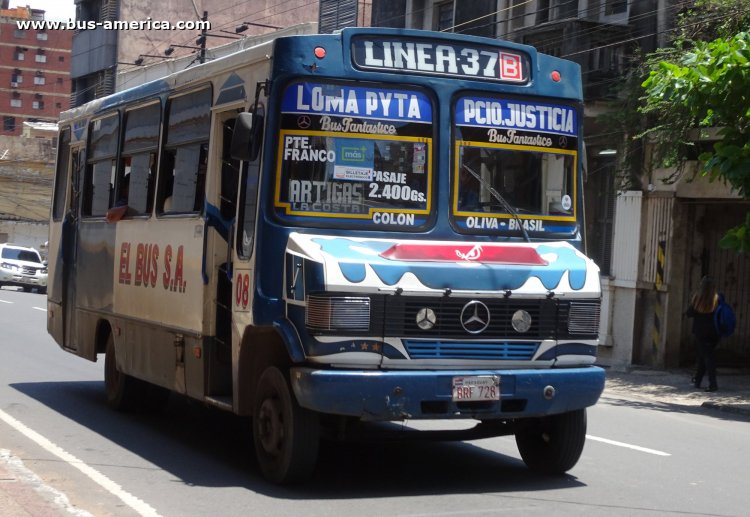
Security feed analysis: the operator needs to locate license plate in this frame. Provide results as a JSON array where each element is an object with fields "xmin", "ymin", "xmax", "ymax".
[{"xmin": 451, "ymin": 375, "xmax": 500, "ymax": 401}]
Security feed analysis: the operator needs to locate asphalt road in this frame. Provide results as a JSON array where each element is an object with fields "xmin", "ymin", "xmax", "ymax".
[{"xmin": 2, "ymin": 287, "xmax": 749, "ymax": 517}]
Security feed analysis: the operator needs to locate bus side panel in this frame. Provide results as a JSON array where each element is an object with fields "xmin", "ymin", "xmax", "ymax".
[
  {"xmin": 112, "ymin": 218, "xmax": 207, "ymax": 398},
  {"xmin": 72, "ymin": 221, "xmax": 117, "ymax": 360},
  {"xmin": 46, "ymin": 216, "xmax": 64, "ymax": 347}
]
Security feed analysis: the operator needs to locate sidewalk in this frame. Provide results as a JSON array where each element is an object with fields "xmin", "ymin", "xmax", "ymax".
[{"xmin": 602, "ymin": 366, "xmax": 750, "ymax": 416}]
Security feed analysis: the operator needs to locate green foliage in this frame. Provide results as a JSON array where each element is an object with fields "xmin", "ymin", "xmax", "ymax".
[
  {"xmin": 642, "ymin": 32, "xmax": 750, "ymax": 197},
  {"xmin": 639, "ymin": 2, "xmax": 750, "ymax": 252}
]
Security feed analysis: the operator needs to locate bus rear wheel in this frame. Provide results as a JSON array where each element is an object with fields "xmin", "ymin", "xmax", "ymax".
[
  {"xmin": 515, "ymin": 409, "xmax": 587, "ymax": 475},
  {"xmin": 252, "ymin": 366, "xmax": 320, "ymax": 484},
  {"xmin": 104, "ymin": 333, "xmax": 140, "ymax": 411}
]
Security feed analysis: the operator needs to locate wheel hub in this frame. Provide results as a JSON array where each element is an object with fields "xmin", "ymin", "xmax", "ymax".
[{"xmin": 258, "ymin": 398, "xmax": 284, "ymax": 456}]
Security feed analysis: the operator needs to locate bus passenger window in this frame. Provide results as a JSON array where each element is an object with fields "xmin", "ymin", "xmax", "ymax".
[
  {"xmin": 116, "ymin": 102, "xmax": 160, "ymax": 216},
  {"xmin": 52, "ymin": 128, "xmax": 71, "ymax": 221},
  {"xmin": 83, "ymin": 113, "xmax": 119, "ymax": 217},
  {"xmin": 158, "ymin": 87, "xmax": 211, "ymax": 215}
]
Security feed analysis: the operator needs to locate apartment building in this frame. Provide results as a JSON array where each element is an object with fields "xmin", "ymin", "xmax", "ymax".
[{"xmin": 0, "ymin": 1, "xmax": 72, "ymax": 136}]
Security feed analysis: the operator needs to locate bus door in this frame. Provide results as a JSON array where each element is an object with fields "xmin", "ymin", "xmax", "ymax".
[
  {"xmin": 206, "ymin": 108, "xmax": 243, "ymax": 399},
  {"xmin": 62, "ymin": 148, "xmax": 84, "ymax": 351}
]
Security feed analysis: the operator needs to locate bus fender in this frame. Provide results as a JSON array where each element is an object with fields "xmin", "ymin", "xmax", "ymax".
[{"xmin": 272, "ymin": 318, "xmax": 306, "ymax": 363}]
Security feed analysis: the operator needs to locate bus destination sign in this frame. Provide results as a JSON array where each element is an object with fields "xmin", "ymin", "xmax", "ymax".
[{"xmin": 351, "ymin": 35, "xmax": 529, "ymax": 84}]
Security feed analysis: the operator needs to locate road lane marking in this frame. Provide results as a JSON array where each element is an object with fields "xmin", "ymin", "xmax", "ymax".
[
  {"xmin": 32, "ymin": 307, "xmax": 47, "ymax": 312},
  {"xmin": 0, "ymin": 409, "xmax": 162, "ymax": 517},
  {"xmin": 1, "ymin": 448, "xmax": 94, "ymax": 517},
  {"xmin": 587, "ymin": 434, "xmax": 671, "ymax": 456},
  {"xmin": 0, "ymin": 299, "xmax": 12, "ymax": 304}
]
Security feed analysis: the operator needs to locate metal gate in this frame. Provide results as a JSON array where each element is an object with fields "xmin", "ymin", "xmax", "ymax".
[{"xmin": 683, "ymin": 202, "xmax": 750, "ymax": 366}]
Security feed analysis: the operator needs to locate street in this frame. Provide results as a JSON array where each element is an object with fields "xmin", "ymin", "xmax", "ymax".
[{"xmin": 2, "ymin": 287, "xmax": 749, "ymax": 517}]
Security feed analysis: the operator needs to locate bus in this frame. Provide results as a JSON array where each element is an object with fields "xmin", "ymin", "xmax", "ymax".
[{"xmin": 48, "ymin": 24, "xmax": 605, "ymax": 484}]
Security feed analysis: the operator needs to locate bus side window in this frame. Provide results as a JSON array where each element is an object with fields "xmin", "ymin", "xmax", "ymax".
[
  {"xmin": 158, "ymin": 87, "xmax": 211, "ymax": 215},
  {"xmin": 83, "ymin": 113, "xmax": 119, "ymax": 217},
  {"xmin": 117, "ymin": 102, "xmax": 160, "ymax": 216},
  {"xmin": 52, "ymin": 128, "xmax": 71, "ymax": 221}
]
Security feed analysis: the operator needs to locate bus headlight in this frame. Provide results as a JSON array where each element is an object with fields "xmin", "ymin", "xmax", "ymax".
[{"xmin": 306, "ymin": 295, "xmax": 371, "ymax": 332}]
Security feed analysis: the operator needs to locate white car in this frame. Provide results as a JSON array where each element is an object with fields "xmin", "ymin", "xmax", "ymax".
[{"xmin": 0, "ymin": 243, "xmax": 48, "ymax": 294}]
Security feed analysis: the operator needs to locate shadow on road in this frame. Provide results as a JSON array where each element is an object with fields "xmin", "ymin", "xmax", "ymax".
[
  {"xmin": 11, "ymin": 380, "xmax": 586, "ymax": 499},
  {"xmin": 599, "ymin": 393, "xmax": 750, "ymax": 423}
]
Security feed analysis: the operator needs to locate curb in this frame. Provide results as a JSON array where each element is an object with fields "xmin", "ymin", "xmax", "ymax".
[{"xmin": 701, "ymin": 401, "xmax": 750, "ymax": 416}]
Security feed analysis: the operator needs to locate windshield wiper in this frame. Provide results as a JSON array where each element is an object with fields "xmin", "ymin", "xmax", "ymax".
[{"xmin": 461, "ymin": 163, "xmax": 531, "ymax": 243}]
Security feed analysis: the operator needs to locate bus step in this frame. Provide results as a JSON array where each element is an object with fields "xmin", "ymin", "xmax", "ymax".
[{"xmin": 204, "ymin": 395, "xmax": 233, "ymax": 411}]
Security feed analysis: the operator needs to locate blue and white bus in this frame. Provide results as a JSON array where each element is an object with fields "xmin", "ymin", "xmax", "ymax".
[{"xmin": 48, "ymin": 24, "xmax": 604, "ymax": 484}]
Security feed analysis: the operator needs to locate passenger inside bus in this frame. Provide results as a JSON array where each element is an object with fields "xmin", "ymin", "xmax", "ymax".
[{"xmin": 106, "ymin": 174, "xmax": 130, "ymax": 223}]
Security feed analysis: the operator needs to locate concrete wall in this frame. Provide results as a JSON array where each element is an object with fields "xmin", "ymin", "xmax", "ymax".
[
  {"xmin": 0, "ymin": 134, "xmax": 54, "ymax": 221},
  {"xmin": 0, "ymin": 220, "xmax": 48, "ymax": 251}
]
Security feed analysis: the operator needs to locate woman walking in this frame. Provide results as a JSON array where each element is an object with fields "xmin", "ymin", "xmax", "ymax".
[{"xmin": 686, "ymin": 276, "xmax": 720, "ymax": 392}]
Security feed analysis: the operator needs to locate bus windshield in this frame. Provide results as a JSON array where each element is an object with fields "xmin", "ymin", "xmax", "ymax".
[
  {"xmin": 274, "ymin": 81, "xmax": 433, "ymax": 229},
  {"xmin": 452, "ymin": 95, "xmax": 579, "ymax": 234}
]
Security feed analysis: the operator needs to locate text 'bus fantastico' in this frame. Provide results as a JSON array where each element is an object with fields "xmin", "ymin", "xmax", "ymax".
[{"xmin": 48, "ymin": 24, "xmax": 604, "ymax": 484}]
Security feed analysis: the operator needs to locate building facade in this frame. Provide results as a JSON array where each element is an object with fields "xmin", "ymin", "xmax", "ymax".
[
  {"xmin": 370, "ymin": 0, "xmax": 750, "ymax": 369},
  {"xmin": 71, "ymin": 0, "xmax": 325, "ymax": 105},
  {"xmin": 0, "ymin": 2, "xmax": 72, "ymax": 136}
]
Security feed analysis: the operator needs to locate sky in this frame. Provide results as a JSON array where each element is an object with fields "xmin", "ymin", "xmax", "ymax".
[{"xmin": 9, "ymin": 0, "xmax": 76, "ymax": 22}]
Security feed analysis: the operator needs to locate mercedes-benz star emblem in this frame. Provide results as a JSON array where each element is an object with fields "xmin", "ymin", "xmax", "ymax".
[
  {"xmin": 512, "ymin": 309, "xmax": 532, "ymax": 333},
  {"xmin": 416, "ymin": 308, "xmax": 437, "ymax": 330},
  {"xmin": 460, "ymin": 301, "xmax": 490, "ymax": 334},
  {"xmin": 297, "ymin": 115, "xmax": 311, "ymax": 129}
]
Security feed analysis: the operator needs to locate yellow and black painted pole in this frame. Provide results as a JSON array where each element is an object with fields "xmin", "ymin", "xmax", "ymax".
[{"xmin": 652, "ymin": 240, "xmax": 666, "ymax": 356}]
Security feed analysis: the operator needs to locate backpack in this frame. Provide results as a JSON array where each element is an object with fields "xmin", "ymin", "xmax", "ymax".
[{"xmin": 713, "ymin": 294, "xmax": 736, "ymax": 338}]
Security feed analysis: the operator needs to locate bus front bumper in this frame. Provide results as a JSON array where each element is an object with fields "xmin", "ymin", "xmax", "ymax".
[{"xmin": 290, "ymin": 366, "xmax": 605, "ymax": 421}]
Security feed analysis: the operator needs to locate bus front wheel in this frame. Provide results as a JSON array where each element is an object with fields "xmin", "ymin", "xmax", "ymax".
[
  {"xmin": 515, "ymin": 409, "xmax": 587, "ymax": 475},
  {"xmin": 252, "ymin": 366, "xmax": 320, "ymax": 484}
]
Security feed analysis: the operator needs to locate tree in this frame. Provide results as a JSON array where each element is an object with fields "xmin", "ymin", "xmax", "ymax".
[{"xmin": 640, "ymin": 1, "xmax": 750, "ymax": 253}]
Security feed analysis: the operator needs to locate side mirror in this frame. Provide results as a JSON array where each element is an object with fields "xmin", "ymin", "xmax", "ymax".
[{"xmin": 230, "ymin": 112, "xmax": 263, "ymax": 162}]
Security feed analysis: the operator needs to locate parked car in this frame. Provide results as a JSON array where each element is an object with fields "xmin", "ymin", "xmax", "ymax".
[{"xmin": 0, "ymin": 243, "xmax": 48, "ymax": 294}]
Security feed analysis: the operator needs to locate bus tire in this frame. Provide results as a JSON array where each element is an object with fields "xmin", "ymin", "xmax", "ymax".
[
  {"xmin": 104, "ymin": 334, "xmax": 140, "ymax": 412},
  {"xmin": 252, "ymin": 366, "xmax": 319, "ymax": 484},
  {"xmin": 515, "ymin": 409, "xmax": 587, "ymax": 475}
]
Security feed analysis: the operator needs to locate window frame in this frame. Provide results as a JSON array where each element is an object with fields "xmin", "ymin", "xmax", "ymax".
[
  {"xmin": 156, "ymin": 86, "xmax": 212, "ymax": 217},
  {"xmin": 450, "ymin": 92, "xmax": 580, "ymax": 236},
  {"xmin": 83, "ymin": 112, "xmax": 120, "ymax": 218},
  {"xmin": 117, "ymin": 100, "xmax": 162, "ymax": 217}
]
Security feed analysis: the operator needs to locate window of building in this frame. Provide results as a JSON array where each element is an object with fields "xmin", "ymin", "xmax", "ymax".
[
  {"xmin": 3, "ymin": 117, "xmax": 15, "ymax": 132},
  {"xmin": 553, "ymin": 0, "xmax": 579, "ymax": 19},
  {"xmin": 158, "ymin": 88, "xmax": 212, "ymax": 214},
  {"xmin": 15, "ymin": 49, "xmax": 25, "ymax": 61},
  {"xmin": 14, "ymin": 29, "xmax": 26, "ymax": 38},
  {"xmin": 454, "ymin": 0, "xmax": 495, "ymax": 37},
  {"xmin": 11, "ymin": 73, "xmax": 22, "ymax": 85},
  {"xmin": 35, "ymin": 52, "xmax": 47, "ymax": 63},
  {"xmin": 36, "ymin": 31, "xmax": 48, "ymax": 41},
  {"xmin": 10, "ymin": 99, "xmax": 22, "ymax": 108},
  {"xmin": 34, "ymin": 75, "xmax": 46, "ymax": 85},
  {"xmin": 435, "ymin": 1, "xmax": 454, "ymax": 31},
  {"xmin": 510, "ymin": 0, "xmax": 527, "ymax": 30},
  {"xmin": 56, "ymin": 77, "xmax": 63, "ymax": 85},
  {"xmin": 58, "ymin": 56, "xmax": 65, "ymax": 63},
  {"xmin": 56, "ymin": 102, "xmax": 62, "ymax": 109},
  {"xmin": 605, "ymin": 0, "xmax": 627, "ymax": 15},
  {"xmin": 33, "ymin": 100, "xmax": 44, "ymax": 110}
]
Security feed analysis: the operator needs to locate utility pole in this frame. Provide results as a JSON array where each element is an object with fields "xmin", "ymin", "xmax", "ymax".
[{"xmin": 199, "ymin": 10, "xmax": 208, "ymax": 64}]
